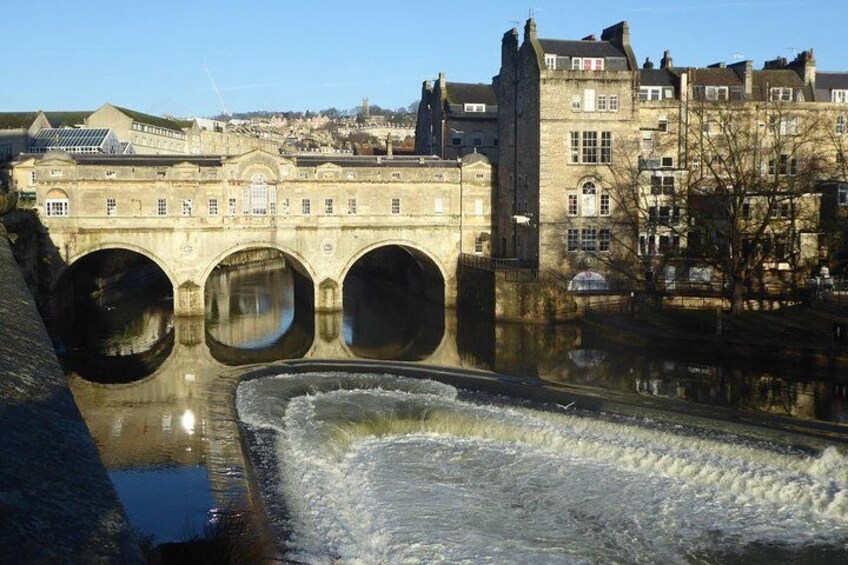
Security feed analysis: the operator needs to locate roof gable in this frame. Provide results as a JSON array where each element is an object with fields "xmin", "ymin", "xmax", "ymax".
[{"xmin": 114, "ymin": 106, "xmax": 193, "ymax": 131}]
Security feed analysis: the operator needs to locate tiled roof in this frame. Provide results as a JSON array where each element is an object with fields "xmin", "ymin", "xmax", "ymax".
[
  {"xmin": 114, "ymin": 107, "xmax": 194, "ymax": 131},
  {"xmin": 685, "ymin": 67, "xmax": 743, "ymax": 86},
  {"xmin": 0, "ymin": 112, "xmax": 39, "ymax": 130},
  {"xmin": 751, "ymin": 70, "xmax": 812, "ymax": 101},
  {"xmin": 44, "ymin": 112, "xmax": 91, "ymax": 128},
  {"xmin": 816, "ymin": 72, "xmax": 848, "ymax": 90},
  {"xmin": 444, "ymin": 83, "xmax": 497, "ymax": 106},
  {"xmin": 71, "ymin": 154, "xmax": 222, "ymax": 167},
  {"xmin": 538, "ymin": 39, "xmax": 626, "ymax": 59},
  {"xmin": 640, "ymin": 69, "xmax": 676, "ymax": 88},
  {"xmin": 22, "ymin": 153, "xmax": 461, "ymax": 169}
]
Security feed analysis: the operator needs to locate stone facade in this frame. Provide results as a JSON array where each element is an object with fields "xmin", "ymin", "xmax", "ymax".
[
  {"xmin": 9, "ymin": 149, "xmax": 494, "ymax": 315},
  {"xmin": 415, "ymin": 73, "xmax": 499, "ymax": 163},
  {"xmin": 493, "ymin": 18, "xmax": 845, "ymax": 286}
]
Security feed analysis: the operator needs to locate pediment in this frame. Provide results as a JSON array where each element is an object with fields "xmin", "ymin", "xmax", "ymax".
[
  {"xmin": 224, "ymin": 148, "xmax": 294, "ymax": 181},
  {"xmin": 315, "ymin": 162, "xmax": 343, "ymax": 179},
  {"xmin": 39, "ymin": 150, "xmax": 77, "ymax": 165},
  {"xmin": 172, "ymin": 161, "xmax": 198, "ymax": 170}
]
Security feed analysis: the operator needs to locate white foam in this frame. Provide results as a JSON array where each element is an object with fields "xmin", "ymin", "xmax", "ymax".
[{"xmin": 238, "ymin": 372, "xmax": 848, "ymax": 563}]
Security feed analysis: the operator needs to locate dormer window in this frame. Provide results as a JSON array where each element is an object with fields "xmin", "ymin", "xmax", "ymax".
[
  {"xmin": 544, "ymin": 54, "xmax": 557, "ymax": 70},
  {"xmin": 464, "ymin": 103, "xmax": 486, "ymax": 112},
  {"xmin": 694, "ymin": 86, "xmax": 730, "ymax": 101},
  {"xmin": 704, "ymin": 86, "xmax": 729, "ymax": 101},
  {"xmin": 770, "ymin": 87, "xmax": 794, "ymax": 102},
  {"xmin": 571, "ymin": 57, "xmax": 604, "ymax": 71},
  {"xmin": 639, "ymin": 87, "xmax": 663, "ymax": 101},
  {"xmin": 833, "ymin": 90, "xmax": 848, "ymax": 104}
]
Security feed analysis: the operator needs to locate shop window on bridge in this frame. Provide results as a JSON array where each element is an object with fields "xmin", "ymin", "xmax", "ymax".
[
  {"xmin": 247, "ymin": 173, "xmax": 268, "ymax": 215},
  {"xmin": 45, "ymin": 199, "xmax": 69, "ymax": 217}
]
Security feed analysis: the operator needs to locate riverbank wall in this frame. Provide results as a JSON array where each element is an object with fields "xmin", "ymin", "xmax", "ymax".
[{"xmin": 0, "ymin": 227, "xmax": 143, "ymax": 563}]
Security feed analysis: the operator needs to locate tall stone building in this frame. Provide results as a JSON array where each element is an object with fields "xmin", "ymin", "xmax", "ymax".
[
  {"xmin": 496, "ymin": 19, "xmax": 639, "ymax": 276},
  {"xmin": 415, "ymin": 73, "xmax": 498, "ymax": 163},
  {"xmin": 490, "ymin": 18, "xmax": 846, "ymax": 287}
]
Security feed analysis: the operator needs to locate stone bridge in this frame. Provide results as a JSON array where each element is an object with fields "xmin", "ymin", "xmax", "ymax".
[{"xmin": 11, "ymin": 149, "xmax": 494, "ymax": 315}]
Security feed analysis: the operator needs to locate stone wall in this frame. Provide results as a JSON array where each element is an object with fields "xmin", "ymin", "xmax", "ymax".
[{"xmin": 0, "ymin": 229, "xmax": 143, "ymax": 563}]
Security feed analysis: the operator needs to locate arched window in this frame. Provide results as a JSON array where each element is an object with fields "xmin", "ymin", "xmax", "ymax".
[
  {"xmin": 242, "ymin": 173, "xmax": 269, "ymax": 215},
  {"xmin": 45, "ymin": 188, "xmax": 70, "ymax": 217},
  {"xmin": 581, "ymin": 181, "xmax": 597, "ymax": 217}
]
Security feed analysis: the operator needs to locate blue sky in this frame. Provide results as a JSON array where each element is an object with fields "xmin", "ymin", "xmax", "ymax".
[{"xmin": 3, "ymin": 0, "xmax": 846, "ymax": 117}]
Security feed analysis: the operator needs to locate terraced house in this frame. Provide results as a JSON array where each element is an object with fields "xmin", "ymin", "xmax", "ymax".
[{"xmin": 418, "ymin": 18, "xmax": 848, "ymax": 294}]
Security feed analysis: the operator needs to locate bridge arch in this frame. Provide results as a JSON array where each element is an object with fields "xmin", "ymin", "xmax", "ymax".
[
  {"xmin": 337, "ymin": 240, "xmax": 448, "ymax": 289},
  {"xmin": 200, "ymin": 242, "xmax": 318, "ymax": 289},
  {"xmin": 58, "ymin": 242, "xmax": 180, "ymax": 293},
  {"xmin": 340, "ymin": 241, "xmax": 447, "ymax": 360}
]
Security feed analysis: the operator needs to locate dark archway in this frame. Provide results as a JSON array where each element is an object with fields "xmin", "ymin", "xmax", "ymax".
[
  {"xmin": 342, "ymin": 245, "xmax": 445, "ymax": 360},
  {"xmin": 53, "ymin": 248, "xmax": 175, "ymax": 383},
  {"xmin": 204, "ymin": 248, "xmax": 315, "ymax": 365}
]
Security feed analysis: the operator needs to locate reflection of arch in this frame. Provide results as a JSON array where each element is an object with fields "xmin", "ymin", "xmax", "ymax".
[
  {"xmin": 338, "ymin": 240, "xmax": 448, "ymax": 286},
  {"xmin": 200, "ymin": 243, "xmax": 317, "ymax": 288},
  {"xmin": 59, "ymin": 243, "xmax": 179, "ymax": 292}
]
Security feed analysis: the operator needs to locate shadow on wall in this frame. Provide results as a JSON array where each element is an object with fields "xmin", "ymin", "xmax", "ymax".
[{"xmin": 0, "ymin": 233, "xmax": 144, "ymax": 563}]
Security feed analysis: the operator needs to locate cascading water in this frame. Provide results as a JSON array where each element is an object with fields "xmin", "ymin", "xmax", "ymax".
[{"xmin": 237, "ymin": 372, "xmax": 848, "ymax": 564}]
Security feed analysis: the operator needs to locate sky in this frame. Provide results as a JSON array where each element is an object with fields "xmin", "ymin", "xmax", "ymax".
[{"xmin": 2, "ymin": 0, "xmax": 846, "ymax": 117}]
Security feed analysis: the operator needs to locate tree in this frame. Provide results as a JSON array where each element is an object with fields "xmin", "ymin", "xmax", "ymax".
[
  {"xmin": 686, "ymin": 100, "xmax": 826, "ymax": 313},
  {"xmin": 605, "ymin": 99, "xmax": 828, "ymax": 314}
]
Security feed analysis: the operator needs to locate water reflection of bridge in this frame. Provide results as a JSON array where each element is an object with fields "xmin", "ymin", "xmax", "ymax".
[
  {"xmin": 67, "ymin": 309, "xmax": 464, "ymax": 508},
  {"xmin": 68, "ymin": 307, "xmax": 848, "ymax": 513}
]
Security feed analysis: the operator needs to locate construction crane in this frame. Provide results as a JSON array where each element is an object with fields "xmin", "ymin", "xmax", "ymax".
[{"xmin": 203, "ymin": 62, "xmax": 231, "ymax": 117}]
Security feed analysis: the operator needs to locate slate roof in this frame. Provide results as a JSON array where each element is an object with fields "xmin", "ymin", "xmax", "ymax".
[
  {"xmin": 114, "ymin": 106, "xmax": 194, "ymax": 131},
  {"xmin": 751, "ymin": 70, "xmax": 813, "ymax": 101},
  {"xmin": 443, "ymin": 83, "xmax": 497, "ymax": 106},
  {"xmin": 22, "ymin": 153, "xmax": 461, "ymax": 169},
  {"xmin": 816, "ymin": 72, "xmax": 848, "ymax": 90},
  {"xmin": 685, "ymin": 67, "xmax": 743, "ymax": 86},
  {"xmin": 44, "ymin": 112, "xmax": 91, "ymax": 128},
  {"xmin": 0, "ymin": 112, "xmax": 39, "ymax": 130},
  {"xmin": 538, "ymin": 39, "xmax": 626, "ymax": 59},
  {"xmin": 640, "ymin": 69, "xmax": 676, "ymax": 88}
]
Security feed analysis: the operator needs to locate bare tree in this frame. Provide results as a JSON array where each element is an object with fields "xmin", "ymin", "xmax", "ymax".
[
  {"xmin": 686, "ymin": 100, "xmax": 826, "ymax": 313},
  {"xmin": 604, "ymin": 99, "xmax": 828, "ymax": 314}
]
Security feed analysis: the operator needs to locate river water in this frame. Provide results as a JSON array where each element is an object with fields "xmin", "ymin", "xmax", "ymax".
[{"xmin": 56, "ymin": 258, "xmax": 848, "ymax": 561}]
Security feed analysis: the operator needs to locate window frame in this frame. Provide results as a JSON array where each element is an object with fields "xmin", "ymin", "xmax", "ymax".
[{"xmin": 45, "ymin": 199, "xmax": 69, "ymax": 217}]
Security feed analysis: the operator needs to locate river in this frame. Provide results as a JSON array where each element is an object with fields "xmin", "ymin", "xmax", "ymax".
[{"xmin": 54, "ymin": 257, "xmax": 848, "ymax": 562}]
